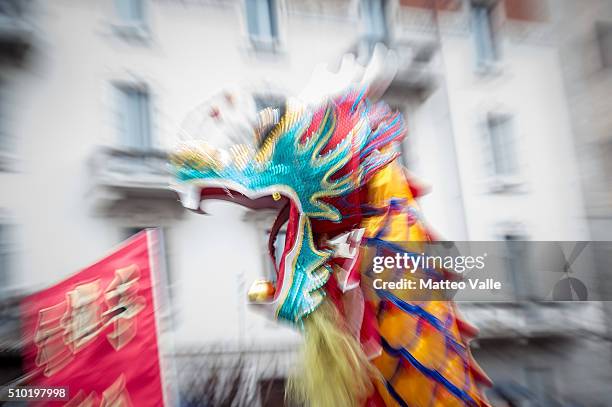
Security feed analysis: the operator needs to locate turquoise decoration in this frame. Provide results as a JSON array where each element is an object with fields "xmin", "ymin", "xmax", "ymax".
[
  {"xmin": 275, "ymin": 216, "xmax": 331, "ymax": 323},
  {"xmin": 175, "ymin": 102, "xmax": 371, "ymax": 221},
  {"xmin": 172, "ymin": 90, "xmax": 404, "ymax": 324}
]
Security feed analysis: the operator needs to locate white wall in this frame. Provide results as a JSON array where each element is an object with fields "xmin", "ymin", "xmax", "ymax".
[
  {"xmin": 1, "ymin": 1, "xmax": 592, "ymax": 352},
  {"xmin": 3, "ymin": 0, "xmax": 359, "ymax": 348},
  {"xmin": 438, "ymin": 28, "xmax": 589, "ymax": 240}
]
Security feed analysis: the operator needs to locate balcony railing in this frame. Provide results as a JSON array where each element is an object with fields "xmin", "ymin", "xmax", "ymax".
[
  {"xmin": 353, "ymin": 36, "xmax": 438, "ymax": 95},
  {"xmin": 459, "ymin": 302, "xmax": 606, "ymax": 341},
  {"xmin": 390, "ymin": 38, "xmax": 437, "ymax": 93},
  {"xmin": 88, "ymin": 147, "xmax": 182, "ymax": 216}
]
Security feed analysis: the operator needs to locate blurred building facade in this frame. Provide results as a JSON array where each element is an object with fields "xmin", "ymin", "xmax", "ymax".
[
  {"xmin": 0, "ymin": 0, "xmax": 610, "ymax": 406},
  {"xmin": 553, "ymin": 2, "xmax": 612, "ymax": 406}
]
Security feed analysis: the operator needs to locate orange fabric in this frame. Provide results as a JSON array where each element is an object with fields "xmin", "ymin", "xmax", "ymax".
[{"xmin": 360, "ymin": 161, "xmax": 491, "ymax": 407}]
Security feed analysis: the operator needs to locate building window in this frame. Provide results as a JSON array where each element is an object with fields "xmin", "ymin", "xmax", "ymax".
[
  {"xmin": 601, "ymin": 140, "xmax": 612, "ymax": 192},
  {"xmin": 525, "ymin": 367, "xmax": 556, "ymax": 405},
  {"xmin": 0, "ymin": 80, "xmax": 9, "ymax": 171},
  {"xmin": 361, "ymin": 0, "xmax": 388, "ymax": 43},
  {"xmin": 116, "ymin": 85, "xmax": 151, "ymax": 150},
  {"xmin": 360, "ymin": 0, "xmax": 389, "ymax": 57},
  {"xmin": 114, "ymin": 0, "xmax": 145, "ymax": 25},
  {"xmin": 245, "ymin": 0, "xmax": 279, "ymax": 49},
  {"xmin": 503, "ymin": 233, "xmax": 529, "ymax": 299},
  {"xmin": 596, "ymin": 21, "xmax": 612, "ymax": 69},
  {"xmin": 487, "ymin": 114, "xmax": 518, "ymax": 178},
  {"xmin": 471, "ymin": 1, "xmax": 498, "ymax": 69},
  {"xmin": 0, "ymin": 224, "xmax": 13, "ymax": 292}
]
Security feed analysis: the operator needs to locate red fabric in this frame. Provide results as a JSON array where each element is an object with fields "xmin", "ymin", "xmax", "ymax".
[
  {"xmin": 21, "ymin": 230, "xmax": 166, "ymax": 406},
  {"xmin": 320, "ymin": 97, "xmax": 358, "ymax": 156},
  {"xmin": 365, "ymin": 385, "xmax": 388, "ymax": 407},
  {"xmin": 274, "ymin": 202, "xmax": 301, "ymax": 300},
  {"xmin": 325, "ymin": 273, "xmax": 346, "ymax": 315},
  {"xmin": 360, "ymin": 299, "xmax": 381, "ymax": 359},
  {"xmin": 300, "ymin": 105, "xmax": 326, "ymax": 144}
]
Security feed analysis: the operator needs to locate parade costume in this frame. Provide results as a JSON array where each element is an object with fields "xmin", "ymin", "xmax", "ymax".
[{"xmin": 171, "ymin": 51, "xmax": 491, "ymax": 406}]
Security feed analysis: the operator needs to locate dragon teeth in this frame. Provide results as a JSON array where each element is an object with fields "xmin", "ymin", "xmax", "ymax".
[{"xmin": 171, "ymin": 183, "xmax": 201, "ymax": 211}]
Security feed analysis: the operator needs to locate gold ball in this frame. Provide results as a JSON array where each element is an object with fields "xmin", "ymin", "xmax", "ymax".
[{"xmin": 247, "ymin": 280, "xmax": 275, "ymax": 303}]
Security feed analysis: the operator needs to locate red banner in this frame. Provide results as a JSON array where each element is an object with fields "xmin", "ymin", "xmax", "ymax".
[{"xmin": 21, "ymin": 230, "xmax": 167, "ymax": 406}]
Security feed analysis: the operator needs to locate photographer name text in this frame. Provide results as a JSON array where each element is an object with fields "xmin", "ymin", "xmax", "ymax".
[
  {"xmin": 371, "ymin": 253, "xmax": 503, "ymax": 291},
  {"xmin": 372, "ymin": 278, "xmax": 502, "ymax": 291}
]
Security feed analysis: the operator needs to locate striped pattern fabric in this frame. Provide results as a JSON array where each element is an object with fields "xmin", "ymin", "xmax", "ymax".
[{"xmin": 360, "ymin": 162, "xmax": 491, "ymax": 407}]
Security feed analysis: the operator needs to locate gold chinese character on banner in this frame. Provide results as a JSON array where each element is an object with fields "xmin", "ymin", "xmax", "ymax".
[
  {"xmin": 63, "ymin": 374, "xmax": 134, "ymax": 407},
  {"xmin": 61, "ymin": 280, "xmax": 103, "ymax": 353},
  {"xmin": 34, "ymin": 301, "xmax": 74, "ymax": 377},
  {"xmin": 100, "ymin": 374, "xmax": 134, "ymax": 407},
  {"xmin": 64, "ymin": 390, "xmax": 98, "ymax": 407},
  {"xmin": 103, "ymin": 265, "xmax": 146, "ymax": 351}
]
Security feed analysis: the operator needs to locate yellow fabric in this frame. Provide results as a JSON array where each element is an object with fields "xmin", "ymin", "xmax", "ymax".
[
  {"xmin": 361, "ymin": 162, "xmax": 428, "ymax": 242},
  {"xmin": 290, "ymin": 161, "xmax": 490, "ymax": 407},
  {"xmin": 361, "ymin": 161, "xmax": 490, "ymax": 407}
]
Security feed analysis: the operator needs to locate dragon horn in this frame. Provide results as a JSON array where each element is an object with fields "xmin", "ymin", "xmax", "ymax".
[{"xmin": 298, "ymin": 43, "xmax": 398, "ymax": 105}]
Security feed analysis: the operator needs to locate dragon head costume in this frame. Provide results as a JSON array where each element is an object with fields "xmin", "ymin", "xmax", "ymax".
[{"xmin": 171, "ymin": 49, "xmax": 492, "ymax": 406}]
